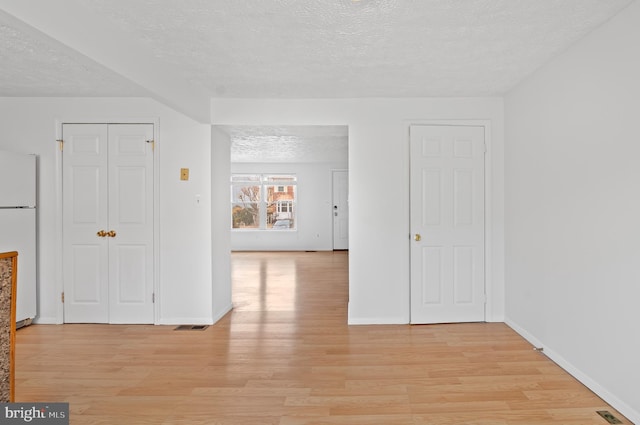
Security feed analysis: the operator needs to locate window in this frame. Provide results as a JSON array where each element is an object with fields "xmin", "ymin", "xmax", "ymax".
[
  {"xmin": 277, "ymin": 200, "xmax": 293, "ymax": 213},
  {"xmin": 231, "ymin": 174, "xmax": 296, "ymax": 230}
]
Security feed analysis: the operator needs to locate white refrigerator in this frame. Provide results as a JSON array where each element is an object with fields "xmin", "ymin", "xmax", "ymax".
[{"xmin": 0, "ymin": 150, "xmax": 37, "ymax": 325}]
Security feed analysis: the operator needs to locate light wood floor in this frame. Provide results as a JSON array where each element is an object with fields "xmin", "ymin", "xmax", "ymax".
[{"xmin": 15, "ymin": 251, "xmax": 630, "ymax": 424}]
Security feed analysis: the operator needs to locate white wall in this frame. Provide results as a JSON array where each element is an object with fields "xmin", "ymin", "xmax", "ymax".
[
  {"xmin": 230, "ymin": 162, "xmax": 347, "ymax": 251},
  {"xmin": 504, "ymin": 2, "xmax": 640, "ymax": 422},
  {"xmin": 211, "ymin": 127, "xmax": 233, "ymax": 322},
  {"xmin": 211, "ymin": 97, "xmax": 505, "ymax": 324},
  {"xmin": 0, "ymin": 97, "xmax": 213, "ymax": 325}
]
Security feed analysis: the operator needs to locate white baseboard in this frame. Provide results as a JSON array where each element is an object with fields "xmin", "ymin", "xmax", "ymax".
[
  {"xmin": 347, "ymin": 316, "xmax": 409, "ymax": 325},
  {"xmin": 212, "ymin": 303, "xmax": 233, "ymax": 324},
  {"xmin": 156, "ymin": 317, "xmax": 214, "ymax": 326},
  {"xmin": 31, "ymin": 316, "xmax": 58, "ymax": 325},
  {"xmin": 504, "ymin": 319, "xmax": 544, "ymax": 348},
  {"xmin": 155, "ymin": 304, "xmax": 233, "ymax": 325},
  {"xmin": 505, "ymin": 317, "xmax": 640, "ymax": 425},
  {"xmin": 347, "ymin": 302, "xmax": 409, "ymax": 325},
  {"xmin": 34, "ymin": 315, "xmax": 226, "ymax": 327},
  {"xmin": 485, "ymin": 314, "xmax": 505, "ymax": 323}
]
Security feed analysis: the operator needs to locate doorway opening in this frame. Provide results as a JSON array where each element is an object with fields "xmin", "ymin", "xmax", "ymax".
[
  {"xmin": 225, "ymin": 125, "xmax": 348, "ymax": 252},
  {"xmin": 219, "ymin": 125, "xmax": 349, "ymax": 314}
]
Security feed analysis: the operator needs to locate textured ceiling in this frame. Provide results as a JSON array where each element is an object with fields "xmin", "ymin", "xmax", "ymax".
[
  {"xmin": 0, "ymin": 0, "xmax": 634, "ymax": 161},
  {"xmin": 70, "ymin": 0, "xmax": 632, "ymax": 97},
  {"xmin": 0, "ymin": 9, "xmax": 148, "ymax": 97},
  {"xmin": 226, "ymin": 126, "xmax": 348, "ymax": 163},
  {"xmin": 0, "ymin": 0, "xmax": 634, "ymax": 99}
]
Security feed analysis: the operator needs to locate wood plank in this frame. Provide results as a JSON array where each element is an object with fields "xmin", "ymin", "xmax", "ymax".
[{"xmin": 14, "ymin": 251, "xmax": 631, "ymax": 424}]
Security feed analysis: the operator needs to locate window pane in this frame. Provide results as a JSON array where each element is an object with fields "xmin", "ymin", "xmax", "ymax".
[
  {"xmin": 230, "ymin": 174, "xmax": 297, "ymax": 231},
  {"xmin": 265, "ymin": 175, "xmax": 296, "ymax": 184},
  {"xmin": 231, "ymin": 174, "xmax": 260, "ymax": 183},
  {"xmin": 231, "ymin": 184, "xmax": 260, "ymax": 229},
  {"xmin": 266, "ymin": 183, "xmax": 295, "ymax": 230}
]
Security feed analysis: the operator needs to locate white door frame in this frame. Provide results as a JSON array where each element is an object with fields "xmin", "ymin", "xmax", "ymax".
[
  {"xmin": 407, "ymin": 119, "xmax": 494, "ymax": 322},
  {"xmin": 332, "ymin": 169, "xmax": 349, "ymax": 250},
  {"xmin": 54, "ymin": 117, "xmax": 160, "ymax": 324}
]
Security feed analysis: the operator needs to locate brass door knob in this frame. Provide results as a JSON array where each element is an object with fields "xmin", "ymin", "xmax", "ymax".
[
  {"xmin": 97, "ymin": 230, "xmax": 107, "ymax": 237},
  {"xmin": 107, "ymin": 230, "xmax": 117, "ymax": 238},
  {"xmin": 414, "ymin": 234, "xmax": 422, "ymax": 242}
]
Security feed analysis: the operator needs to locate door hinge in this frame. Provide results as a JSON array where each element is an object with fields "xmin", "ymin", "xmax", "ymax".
[
  {"xmin": 152, "ymin": 293, "xmax": 155, "ymax": 303},
  {"xmin": 57, "ymin": 139, "xmax": 64, "ymax": 151},
  {"xmin": 483, "ymin": 141, "xmax": 487, "ymax": 154},
  {"xmin": 61, "ymin": 292, "xmax": 65, "ymax": 303},
  {"xmin": 146, "ymin": 139, "xmax": 155, "ymax": 151}
]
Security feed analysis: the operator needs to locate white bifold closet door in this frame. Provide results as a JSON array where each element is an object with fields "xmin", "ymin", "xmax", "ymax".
[{"xmin": 62, "ymin": 123, "xmax": 154, "ymax": 324}]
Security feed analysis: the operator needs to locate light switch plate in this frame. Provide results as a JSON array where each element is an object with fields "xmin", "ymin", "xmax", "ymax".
[{"xmin": 180, "ymin": 168, "xmax": 189, "ymax": 181}]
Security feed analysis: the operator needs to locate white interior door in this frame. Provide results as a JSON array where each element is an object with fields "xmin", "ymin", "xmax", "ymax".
[
  {"xmin": 107, "ymin": 124, "xmax": 154, "ymax": 323},
  {"xmin": 62, "ymin": 124, "xmax": 109, "ymax": 323},
  {"xmin": 332, "ymin": 170, "xmax": 349, "ymax": 250},
  {"xmin": 410, "ymin": 125, "xmax": 485, "ymax": 324},
  {"xmin": 62, "ymin": 123, "xmax": 154, "ymax": 324}
]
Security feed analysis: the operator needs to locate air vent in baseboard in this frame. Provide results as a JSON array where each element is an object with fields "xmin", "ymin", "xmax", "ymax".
[
  {"xmin": 597, "ymin": 411, "xmax": 623, "ymax": 424},
  {"xmin": 174, "ymin": 325, "xmax": 209, "ymax": 331}
]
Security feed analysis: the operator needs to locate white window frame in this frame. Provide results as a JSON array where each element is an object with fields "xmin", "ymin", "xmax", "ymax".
[{"xmin": 231, "ymin": 174, "xmax": 297, "ymax": 230}]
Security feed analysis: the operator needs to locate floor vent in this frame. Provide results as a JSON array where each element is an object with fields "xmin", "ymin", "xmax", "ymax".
[
  {"xmin": 16, "ymin": 318, "xmax": 33, "ymax": 329},
  {"xmin": 174, "ymin": 325, "xmax": 209, "ymax": 331},
  {"xmin": 597, "ymin": 411, "xmax": 623, "ymax": 424}
]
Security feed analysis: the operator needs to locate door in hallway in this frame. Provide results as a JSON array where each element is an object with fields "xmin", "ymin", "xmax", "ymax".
[
  {"xmin": 410, "ymin": 125, "xmax": 485, "ymax": 324},
  {"xmin": 332, "ymin": 170, "xmax": 349, "ymax": 250}
]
